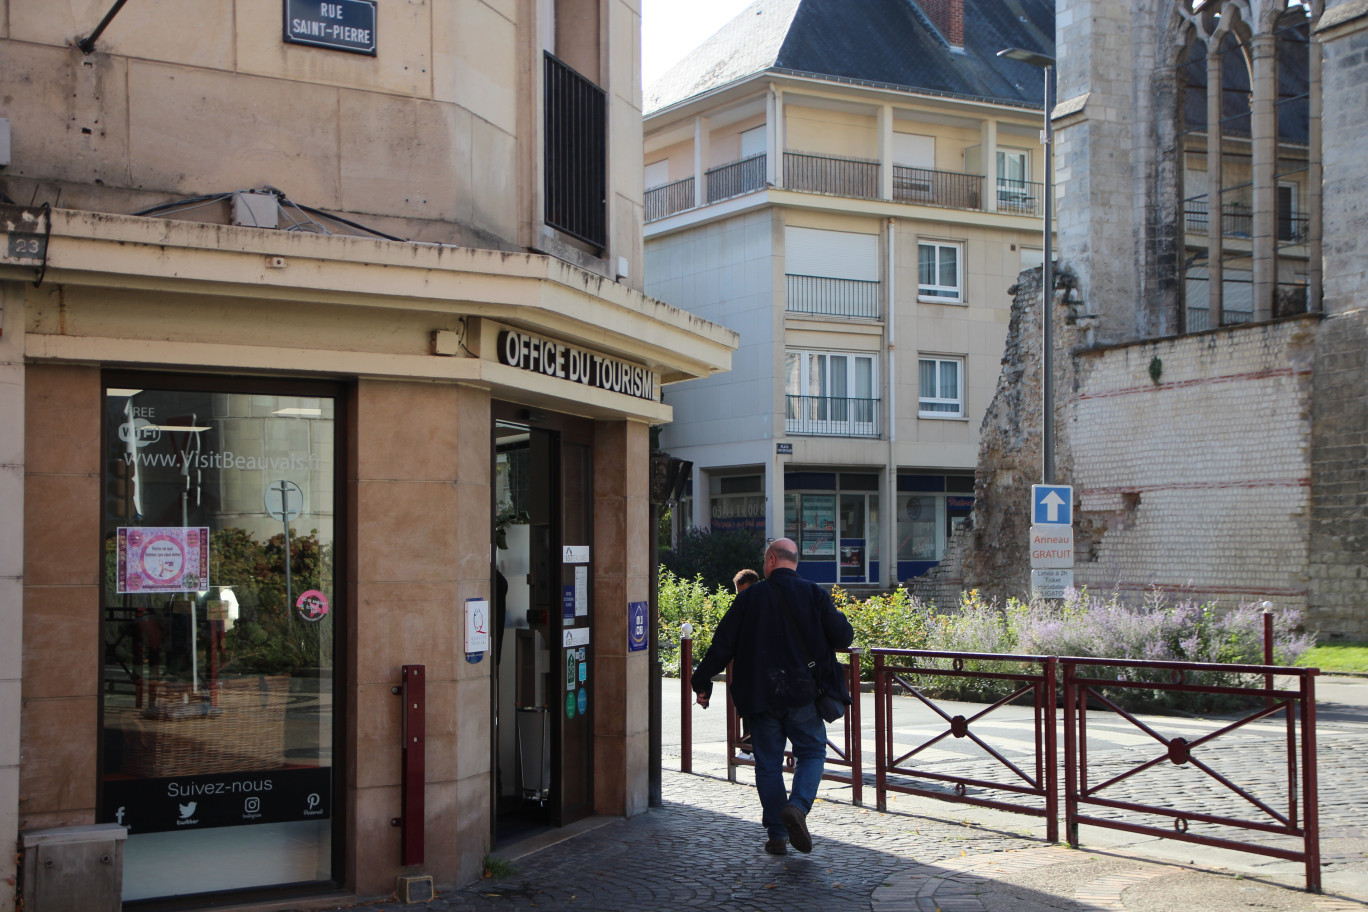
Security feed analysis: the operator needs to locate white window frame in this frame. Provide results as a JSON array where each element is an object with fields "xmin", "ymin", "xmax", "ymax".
[
  {"xmin": 785, "ymin": 349, "xmax": 879, "ymax": 436},
  {"xmin": 918, "ymin": 355, "xmax": 965, "ymax": 418},
  {"xmin": 918, "ymin": 240, "xmax": 964, "ymax": 303}
]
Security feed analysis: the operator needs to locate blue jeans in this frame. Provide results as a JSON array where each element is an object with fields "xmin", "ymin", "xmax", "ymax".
[{"xmin": 748, "ymin": 701, "xmax": 827, "ymax": 841}]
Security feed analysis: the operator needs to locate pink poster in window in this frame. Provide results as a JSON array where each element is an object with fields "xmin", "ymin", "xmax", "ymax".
[{"xmin": 116, "ymin": 527, "xmax": 210, "ymax": 593}]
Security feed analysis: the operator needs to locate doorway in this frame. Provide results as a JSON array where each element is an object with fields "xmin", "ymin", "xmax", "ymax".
[{"xmin": 491, "ymin": 409, "xmax": 594, "ymax": 845}]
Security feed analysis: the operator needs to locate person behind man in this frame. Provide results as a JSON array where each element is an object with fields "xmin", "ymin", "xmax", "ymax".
[
  {"xmin": 693, "ymin": 539, "xmax": 854, "ymax": 855},
  {"xmin": 730, "ymin": 567, "xmax": 761, "ymax": 759},
  {"xmin": 733, "ymin": 568, "xmax": 760, "ymax": 592}
]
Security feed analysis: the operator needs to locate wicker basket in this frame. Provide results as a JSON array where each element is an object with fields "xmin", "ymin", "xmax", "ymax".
[{"xmin": 122, "ymin": 675, "xmax": 290, "ymax": 778}]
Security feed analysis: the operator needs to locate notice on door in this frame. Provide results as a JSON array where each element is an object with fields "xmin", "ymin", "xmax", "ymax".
[{"xmin": 575, "ymin": 566, "xmax": 588, "ymax": 617}]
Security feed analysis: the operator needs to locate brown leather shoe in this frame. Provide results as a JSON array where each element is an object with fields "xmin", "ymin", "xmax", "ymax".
[
  {"xmin": 780, "ymin": 805, "xmax": 812, "ymax": 853},
  {"xmin": 764, "ymin": 839, "xmax": 787, "ymax": 856}
]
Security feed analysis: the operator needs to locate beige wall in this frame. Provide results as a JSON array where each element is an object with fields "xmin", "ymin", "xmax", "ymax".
[
  {"xmin": 347, "ymin": 379, "xmax": 493, "ymax": 893},
  {"xmin": 785, "ymin": 105, "xmax": 878, "ymax": 160},
  {"xmin": 0, "ymin": 0, "xmax": 648, "ymax": 288},
  {"xmin": 590, "ymin": 419, "xmax": 652, "ymax": 816},
  {"xmin": 20, "ymin": 363, "xmax": 103, "ymax": 834}
]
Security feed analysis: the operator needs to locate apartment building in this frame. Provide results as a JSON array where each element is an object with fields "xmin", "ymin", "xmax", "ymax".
[
  {"xmin": 0, "ymin": 1, "xmax": 734, "ymax": 907},
  {"xmin": 643, "ymin": 0, "xmax": 1054, "ymax": 587}
]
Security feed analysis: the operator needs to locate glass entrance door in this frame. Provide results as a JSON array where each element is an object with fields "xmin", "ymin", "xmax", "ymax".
[
  {"xmin": 492, "ymin": 411, "xmax": 594, "ymax": 841},
  {"xmin": 99, "ymin": 379, "xmax": 339, "ymax": 902},
  {"xmin": 838, "ymin": 492, "xmax": 879, "ymax": 583}
]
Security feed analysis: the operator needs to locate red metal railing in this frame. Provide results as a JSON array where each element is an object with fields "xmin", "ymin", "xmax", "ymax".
[
  {"xmin": 680, "ymin": 639, "xmax": 864, "ymax": 802},
  {"xmin": 721, "ymin": 649, "xmax": 864, "ymax": 804},
  {"xmin": 1062, "ymin": 658, "xmax": 1320, "ymax": 892},
  {"xmin": 873, "ymin": 649, "xmax": 1057, "ymax": 841},
  {"xmin": 677, "ymin": 636, "xmax": 1321, "ymax": 892}
]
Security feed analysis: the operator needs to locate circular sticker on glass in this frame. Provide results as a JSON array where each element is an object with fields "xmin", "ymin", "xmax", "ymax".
[
  {"xmin": 141, "ymin": 535, "xmax": 186, "ymax": 583},
  {"xmin": 565, "ymin": 692, "xmax": 577, "ymax": 720},
  {"xmin": 296, "ymin": 589, "xmax": 330, "ymax": 622},
  {"xmin": 577, "ymin": 688, "xmax": 587, "ymax": 715}
]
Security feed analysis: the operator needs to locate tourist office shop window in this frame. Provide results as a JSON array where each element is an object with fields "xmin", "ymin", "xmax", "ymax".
[
  {"xmin": 100, "ymin": 379, "xmax": 340, "ymax": 902},
  {"xmin": 784, "ymin": 473, "xmax": 880, "ymax": 583},
  {"xmin": 897, "ymin": 474, "xmax": 974, "ymax": 569},
  {"xmin": 709, "ymin": 473, "xmax": 765, "ymax": 532}
]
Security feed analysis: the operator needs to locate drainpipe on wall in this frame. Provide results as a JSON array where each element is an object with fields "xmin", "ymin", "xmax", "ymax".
[{"xmin": 885, "ymin": 217, "xmax": 898, "ymax": 589}]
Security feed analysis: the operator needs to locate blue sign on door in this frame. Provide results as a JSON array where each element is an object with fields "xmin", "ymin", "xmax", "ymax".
[
  {"xmin": 628, "ymin": 601, "xmax": 648, "ymax": 652},
  {"xmin": 1031, "ymin": 485, "xmax": 1073, "ymax": 525}
]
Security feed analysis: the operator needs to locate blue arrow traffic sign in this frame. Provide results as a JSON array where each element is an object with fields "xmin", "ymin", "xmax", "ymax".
[{"xmin": 1031, "ymin": 484, "xmax": 1073, "ymax": 525}]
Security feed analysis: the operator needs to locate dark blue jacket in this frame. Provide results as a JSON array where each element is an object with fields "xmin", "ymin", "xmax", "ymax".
[{"xmin": 692, "ymin": 568, "xmax": 854, "ymax": 717}]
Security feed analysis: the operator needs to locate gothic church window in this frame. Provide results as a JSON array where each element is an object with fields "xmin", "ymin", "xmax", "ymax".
[{"xmin": 1175, "ymin": 0, "xmax": 1319, "ymax": 330}]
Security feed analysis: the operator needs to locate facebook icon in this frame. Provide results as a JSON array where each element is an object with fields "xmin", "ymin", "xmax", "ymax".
[{"xmin": 1031, "ymin": 485, "xmax": 1073, "ymax": 525}]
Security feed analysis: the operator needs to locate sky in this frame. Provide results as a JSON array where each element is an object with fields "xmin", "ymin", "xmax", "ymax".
[{"xmin": 641, "ymin": 0, "xmax": 756, "ymax": 89}]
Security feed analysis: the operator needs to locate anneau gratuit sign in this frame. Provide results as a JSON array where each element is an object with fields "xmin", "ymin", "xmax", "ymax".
[
  {"xmin": 497, "ymin": 329, "xmax": 658, "ymax": 401},
  {"xmin": 284, "ymin": 0, "xmax": 377, "ymax": 56}
]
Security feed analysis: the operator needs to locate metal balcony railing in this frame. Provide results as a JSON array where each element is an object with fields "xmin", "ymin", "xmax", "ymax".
[
  {"xmin": 544, "ymin": 52, "xmax": 606, "ymax": 247},
  {"xmin": 706, "ymin": 154, "xmax": 767, "ymax": 203},
  {"xmin": 784, "ymin": 152, "xmax": 881, "ymax": 200},
  {"xmin": 785, "ymin": 275, "xmax": 881, "ymax": 319},
  {"xmin": 1186, "ymin": 307, "xmax": 1255, "ymax": 332},
  {"xmin": 997, "ymin": 179, "xmax": 1044, "ymax": 216},
  {"xmin": 644, "ymin": 177, "xmax": 696, "ymax": 222},
  {"xmin": 893, "ymin": 166, "xmax": 984, "ymax": 210},
  {"xmin": 785, "ymin": 395, "xmax": 880, "ymax": 437},
  {"xmin": 1184, "ymin": 198, "xmax": 1310, "ymax": 243}
]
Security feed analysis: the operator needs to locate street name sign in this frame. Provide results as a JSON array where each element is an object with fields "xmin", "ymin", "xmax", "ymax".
[
  {"xmin": 1031, "ymin": 484, "xmax": 1073, "ymax": 525},
  {"xmin": 1029, "ymin": 524, "xmax": 1073, "ymax": 569}
]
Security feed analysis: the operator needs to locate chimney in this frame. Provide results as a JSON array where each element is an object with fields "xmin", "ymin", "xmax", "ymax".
[{"xmin": 912, "ymin": 0, "xmax": 964, "ymax": 48}]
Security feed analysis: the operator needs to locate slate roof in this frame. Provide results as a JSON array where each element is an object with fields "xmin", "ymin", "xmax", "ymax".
[{"xmin": 646, "ymin": 0, "xmax": 1056, "ymax": 115}]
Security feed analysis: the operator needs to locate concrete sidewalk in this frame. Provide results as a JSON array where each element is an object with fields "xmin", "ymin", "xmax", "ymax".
[{"xmin": 272, "ymin": 676, "xmax": 1368, "ymax": 912}]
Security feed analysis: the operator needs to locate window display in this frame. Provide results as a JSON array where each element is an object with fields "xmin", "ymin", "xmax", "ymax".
[{"xmin": 99, "ymin": 383, "xmax": 338, "ymax": 901}]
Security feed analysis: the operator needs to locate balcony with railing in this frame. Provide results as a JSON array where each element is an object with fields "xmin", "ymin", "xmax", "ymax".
[
  {"xmin": 1183, "ymin": 198, "xmax": 1310, "ymax": 243},
  {"xmin": 785, "ymin": 274, "xmax": 880, "ymax": 319},
  {"xmin": 707, "ymin": 153, "xmax": 767, "ymax": 203},
  {"xmin": 892, "ymin": 166, "xmax": 983, "ymax": 210},
  {"xmin": 642, "ymin": 146, "xmax": 1046, "ymax": 221},
  {"xmin": 645, "ymin": 177, "xmax": 695, "ymax": 221},
  {"xmin": 784, "ymin": 152, "xmax": 881, "ymax": 200},
  {"xmin": 996, "ymin": 179, "xmax": 1043, "ymax": 216},
  {"xmin": 1185, "ymin": 307, "xmax": 1254, "ymax": 331},
  {"xmin": 785, "ymin": 395, "xmax": 880, "ymax": 437}
]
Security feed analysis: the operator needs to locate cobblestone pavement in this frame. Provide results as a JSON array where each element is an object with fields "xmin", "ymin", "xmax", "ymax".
[
  {"xmin": 310, "ymin": 762, "xmax": 1363, "ymax": 912},
  {"xmin": 290, "ymin": 678, "xmax": 1368, "ymax": 912}
]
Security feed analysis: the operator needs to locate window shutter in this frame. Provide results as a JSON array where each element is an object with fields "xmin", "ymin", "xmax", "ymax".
[
  {"xmin": 893, "ymin": 132, "xmax": 935, "ymax": 168},
  {"xmin": 785, "ymin": 227, "xmax": 878, "ymax": 281},
  {"xmin": 644, "ymin": 160, "xmax": 669, "ymax": 189}
]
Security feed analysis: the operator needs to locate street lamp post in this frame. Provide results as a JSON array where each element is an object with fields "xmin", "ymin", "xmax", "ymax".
[{"xmin": 998, "ymin": 47, "xmax": 1057, "ymax": 485}]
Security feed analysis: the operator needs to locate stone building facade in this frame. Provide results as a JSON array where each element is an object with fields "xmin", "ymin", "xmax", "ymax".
[
  {"xmin": 928, "ymin": 0, "xmax": 1367, "ymax": 640},
  {"xmin": 0, "ymin": 1, "xmax": 734, "ymax": 908}
]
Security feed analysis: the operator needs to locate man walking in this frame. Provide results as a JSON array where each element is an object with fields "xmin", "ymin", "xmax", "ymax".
[{"xmin": 692, "ymin": 538, "xmax": 854, "ymax": 855}]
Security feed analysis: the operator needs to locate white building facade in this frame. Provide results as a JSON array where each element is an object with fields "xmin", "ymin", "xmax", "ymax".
[{"xmin": 644, "ymin": 0, "xmax": 1055, "ymax": 587}]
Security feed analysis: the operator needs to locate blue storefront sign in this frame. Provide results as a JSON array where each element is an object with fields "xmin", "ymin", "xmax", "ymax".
[{"xmin": 284, "ymin": 0, "xmax": 378, "ymax": 56}]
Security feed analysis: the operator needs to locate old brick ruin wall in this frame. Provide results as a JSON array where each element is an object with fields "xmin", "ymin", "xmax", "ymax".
[
  {"xmin": 1069, "ymin": 316, "xmax": 1318, "ymax": 614},
  {"xmin": 912, "ymin": 272, "xmax": 1339, "ymax": 634},
  {"xmin": 1308, "ymin": 307, "xmax": 1368, "ymax": 639},
  {"xmin": 910, "ymin": 266, "xmax": 1083, "ymax": 606}
]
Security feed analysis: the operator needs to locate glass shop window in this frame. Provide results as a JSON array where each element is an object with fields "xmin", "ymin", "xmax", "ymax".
[{"xmin": 99, "ymin": 382, "xmax": 338, "ymax": 902}]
